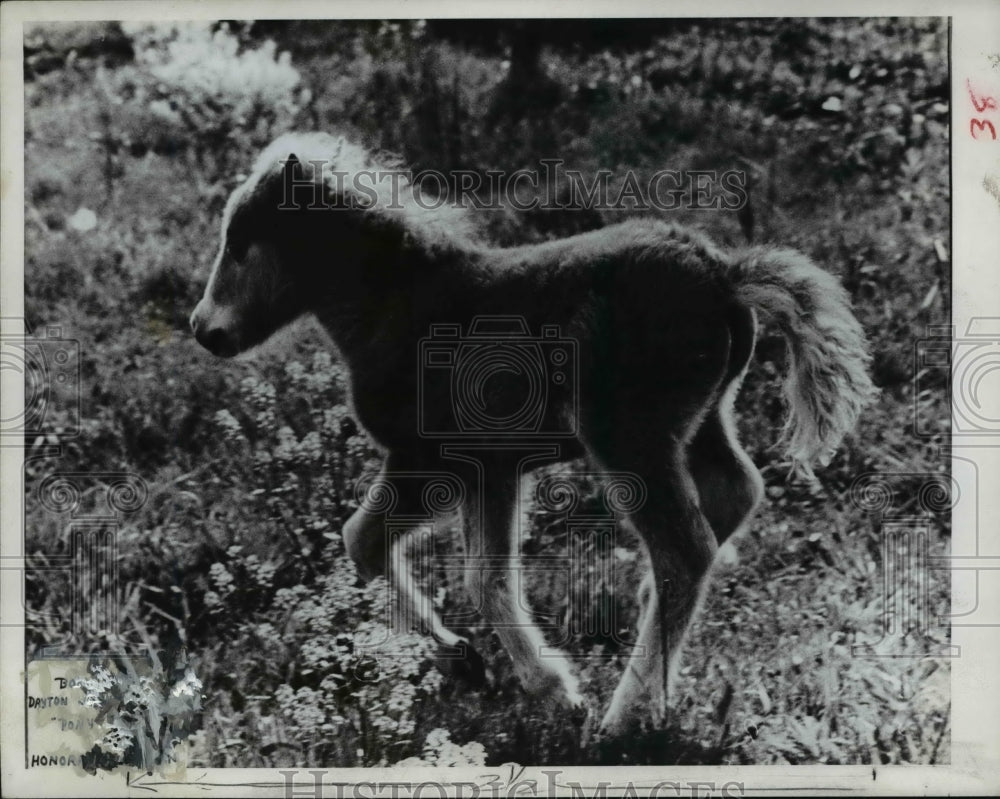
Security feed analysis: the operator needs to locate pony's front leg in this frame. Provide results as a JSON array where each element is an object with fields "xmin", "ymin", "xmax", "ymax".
[
  {"xmin": 342, "ymin": 455, "xmax": 430, "ymax": 579},
  {"xmin": 342, "ymin": 503, "xmax": 389, "ymax": 581},
  {"xmin": 462, "ymin": 468, "xmax": 584, "ymax": 711},
  {"xmin": 343, "ymin": 457, "xmax": 483, "ymax": 677}
]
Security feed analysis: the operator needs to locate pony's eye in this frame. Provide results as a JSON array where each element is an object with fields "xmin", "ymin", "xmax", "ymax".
[{"xmin": 226, "ymin": 241, "xmax": 248, "ymax": 262}]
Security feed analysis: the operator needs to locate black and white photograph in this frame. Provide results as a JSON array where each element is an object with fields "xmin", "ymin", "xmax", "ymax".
[{"xmin": 2, "ymin": 2, "xmax": 999, "ymax": 795}]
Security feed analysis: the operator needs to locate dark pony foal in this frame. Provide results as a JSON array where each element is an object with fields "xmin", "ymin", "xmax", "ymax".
[{"xmin": 190, "ymin": 133, "xmax": 876, "ymax": 734}]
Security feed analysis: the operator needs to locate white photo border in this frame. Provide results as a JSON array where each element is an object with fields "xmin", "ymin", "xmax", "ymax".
[{"xmin": 2, "ymin": 1, "xmax": 999, "ymax": 795}]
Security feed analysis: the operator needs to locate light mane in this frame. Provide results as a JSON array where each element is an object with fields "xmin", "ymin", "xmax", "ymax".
[{"xmin": 251, "ymin": 132, "xmax": 481, "ymax": 252}]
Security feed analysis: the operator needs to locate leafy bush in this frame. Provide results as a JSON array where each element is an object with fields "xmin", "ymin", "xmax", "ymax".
[{"xmin": 99, "ymin": 23, "xmax": 309, "ymax": 179}]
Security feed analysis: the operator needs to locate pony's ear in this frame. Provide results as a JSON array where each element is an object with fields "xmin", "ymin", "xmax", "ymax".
[
  {"xmin": 265, "ymin": 152, "xmax": 318, "ymax": 208},
  {"xmin": 259, "ymin": 152, "xmax": 306, "ymax": 190},
  {"xmin": 282, "ymin": 152, "xmax": 304, "ymax": 181}
]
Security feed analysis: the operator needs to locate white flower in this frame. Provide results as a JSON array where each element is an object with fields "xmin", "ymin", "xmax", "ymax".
[
  {"xmin": 214, "ymin": 409, "xmax": 244, "ymax": 441},
  {"xmin": 209, "ymin": 562, "xmax": 235, "ymax": 594},
  {"xmin": 170, "ymin": 668, "xmax": 203, "ymax": 699},
  {"xmin": 274, "ymin": 426, "xmax": 298, "ymax": 462},
  {"xmin": 99, "ymin": 728, "xmax": 134, "ymax": 758},
  {"xmin": 299, "ymin": 431, "xmax": 323, "ymax": 462},
  {"xmin": 67, "ymin": 208, "xmax": 97, "ymax": 232}
]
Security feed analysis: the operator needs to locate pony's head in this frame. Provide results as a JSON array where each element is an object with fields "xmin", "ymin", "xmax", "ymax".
[
  {"xmin": 190, "ymin": 132, "xmax": 477, "ymax": 357},
  {"xmin": 190, "ymin": 133, "xmax": 369, "ymax": 357}
]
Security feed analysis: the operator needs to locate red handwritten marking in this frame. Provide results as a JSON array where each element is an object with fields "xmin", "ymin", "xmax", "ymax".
[
  {"xmin": 966, "ymin": 79, "xmax": 998, "ymax": 139},
  {"xmin": 970, "ymin": 118, "xmax": 997, "ymax": 140},
  {"xmin": 966, "ymin": 79, "xmax": 998, "ymax": 113}
]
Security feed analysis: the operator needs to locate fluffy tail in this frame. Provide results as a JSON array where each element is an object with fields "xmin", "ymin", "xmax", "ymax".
[{"xmin": 731, "ymin": 247, "xmax": 878, "ymax": 477}]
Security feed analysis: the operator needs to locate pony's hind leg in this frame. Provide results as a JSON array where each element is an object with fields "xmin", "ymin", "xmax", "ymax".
[
  {"xmin": 688, "ymin": 306, "xmax": 764, "ymax": 546},
  {"xmin": 598, "ymin": 443, "xmax": 720, "ymax": 735},
  {"xmin": 584, "ymin": 318, "xmax": 732, "ymax": 735},
  {"xmin": 688, "ymin": 388, "xmax": 764, "ymax": 546}
]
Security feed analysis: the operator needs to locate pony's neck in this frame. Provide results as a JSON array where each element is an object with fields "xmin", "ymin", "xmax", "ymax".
[
  {"xmin": 308, "ymin": 203, "xmax": 484, "ymax": 357},
  {"xmin": 355, "ymin": 202, "xmax": 485, "ymax": 277}
]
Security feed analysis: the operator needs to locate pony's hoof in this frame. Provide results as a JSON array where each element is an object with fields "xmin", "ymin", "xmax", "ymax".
[
  {"xmin": 597, "ymin": 715, "xmax": 624, "ymax": 740},
  {"xmin": 557, "ymin": 684, "xmax": 586, "ymax": 713},
  {"xmin": 527, "ymin": 669, "xmax": 585, "ymax": 713},
  {"xmin": 598, "ymin": 703, "xmax": 664, "ymax": 740}
]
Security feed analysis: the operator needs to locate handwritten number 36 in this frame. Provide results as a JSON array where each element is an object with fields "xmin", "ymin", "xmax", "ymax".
[{"xmin": 967, "ymin": 80, "xmax": 998, "ymax": 140}]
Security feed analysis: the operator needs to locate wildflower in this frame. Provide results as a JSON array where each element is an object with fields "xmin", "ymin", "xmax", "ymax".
[
  {"xmin": 345, "ymin": 435, "xmax": 374, "ymax": 464},
  {"xmin": 251, "ymin": 559, "xmax": 278, "ymax": 587},
  {"xmin": 308, "ymin": 350, "xmax": 344, "ymax": 393},
  {"xmin": 122, "ymin": 23, "xmax": 302, "ymax": 134},
  {"xmin": 273, "ymin": 584, "xmax": 310, "ymax": 612},
  {"xmin": 393, "ymin": 729, "xmax": 488, "ymax": 767},
  {"xmin": 386, "ymin": 681, "xmax": 417, "ymax": 715},
  {"xmin": 170, "ymin": 668, "xmax": 203, "ymax": 699},
  {"xmin": 322, "ymin": 406, "xmax": 349, "ymax": 438},
  {"xmin": 99, "ymin": 728, "xmax": 135, "ymax": 759},
  {"xmin": 301, "ymin": 638, "xmax": 336, "ymax": 669},
  {"xmin": 274, "ymin": 685, "xmax": 328, "ymax": 734},
  {"xmin": 418, "ymin": 668, "xmax": 442, "ymax": 695},
  {"xmin": 299, "ymin": 431, "xmax": 323, "ymax": 462},
  {"xmin": 213, "ymin": 409, "xmax": 245, "ymax": 442},
  {"xmin": 79, "ymin": 664, "xmax": 118, "ymax": 708},
  {"xmin": 285, "ymin": 360, "xmax": 307, "ymax": 384},
  {"xmin": 209, "ymin": 562, "xmax": 235, "ymax": 595},
  {"xmin": 423, "ymin": 729, "xmax": 487, "ymax": 767},
  {"xmin": 240, "ymin": 376, "xmax": 277, "ymax": 434},
  {"xmin": 274, "ymin": 426, "xmax": 298, "ymax": 463}
]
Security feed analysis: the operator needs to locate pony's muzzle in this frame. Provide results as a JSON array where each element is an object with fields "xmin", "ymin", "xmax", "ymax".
[{"xmin": 190, "ymin": 302, "xmax": 238, "ymax": 357}]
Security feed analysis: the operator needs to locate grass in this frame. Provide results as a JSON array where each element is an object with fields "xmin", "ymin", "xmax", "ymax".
[{"xmin": 21, "ymin": 18, "xmax": 950, "ymax": 769}]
